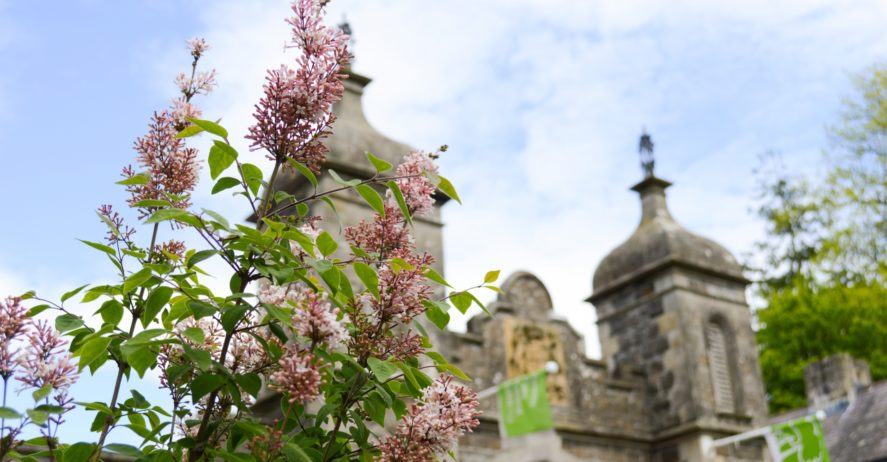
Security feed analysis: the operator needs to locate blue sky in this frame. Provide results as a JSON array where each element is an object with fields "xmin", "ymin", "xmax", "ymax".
[{"xmin": 1, "ymin": 0, "xmax": 886, "ymax": 446}]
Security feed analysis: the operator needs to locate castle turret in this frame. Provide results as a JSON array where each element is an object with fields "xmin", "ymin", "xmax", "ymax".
[{"xmin": 587, "ymin": 134, "xmax": 768, "ymax": 460}]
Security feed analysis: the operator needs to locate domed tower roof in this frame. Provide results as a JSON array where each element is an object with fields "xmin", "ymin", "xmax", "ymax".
[{"xmin": 590, "ymin": 165, "xmax": 746, "ymax": 301}]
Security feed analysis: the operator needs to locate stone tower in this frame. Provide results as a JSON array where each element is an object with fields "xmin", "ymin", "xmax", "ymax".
[{"xmin": 587, "ymin": 146, "xmax": 768, "ymax": 460}]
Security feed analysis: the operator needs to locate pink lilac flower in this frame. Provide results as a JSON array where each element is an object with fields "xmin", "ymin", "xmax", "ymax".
[
  {"xmin": 16, "ymin": 320, "xmax": 78, "ymax": 393},
  {"xmin": 377, "ymin": 375, "xmax": 481, "ymax": 462},
  {"xmin": 170, "ymin": 97, "xmax": 202, "ymax": 128},
  {"xmin": 345, "ymin": 204, "xmax": 414, "ymax": 260},
  {"xmin": 291, "ymin": 290, "xmax": 348, "ymax": 349},
  {"xmin": 256, "ymin": 280, "xmax": 304, "ymax": 308},
  {"xmin": 187, "ymin": 37, "xmax": 210, "ymax": 60},
  {"xmin": 392, "ymin": 151, "xmax": 439, "ymax": 216},
  {"xmin": 175, "ymin": 70, "xmax": 217, "ymax": 98},
  {"xmin": 349, "ymin": 254, "xmax": 434, "ymax": 360},
  {"xmin": 381, "ymin": 331, "xmax": 425, "ymax": 361},
  {"xmin": 269, "ymin": 349, "xmax": 322, "ymax": 404},
  {"xmin": 0, "ymin": 297, "xmax": 29, "ymax": 380},
  {"xmin": 370, "ymin": 255, "xmax": 435, "ymax": 325},
  {"xmin": 246, "ymin": 0, "xmax": 350, "ymax": 173},
  {"xmin": 97, "ymin": 204, "xmax": 135, "ymax": 244},
  {"xmin": 125, "ymin": 110, "xmax": 200, "ymax": 215},
  {"xmin": 257, "ymin": 281, "xmax": 348, "ymax": 349}
]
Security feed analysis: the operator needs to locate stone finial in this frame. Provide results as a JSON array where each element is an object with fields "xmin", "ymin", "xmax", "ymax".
[
  {"xmin": 804, "ymin": 353, "xmax": 872, "ymax": 407},
  {"xmin": 499, "ymin": 272, "xmax": 554, "ymax": 322}
]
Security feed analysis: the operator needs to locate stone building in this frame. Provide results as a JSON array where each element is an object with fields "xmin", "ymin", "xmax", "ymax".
[{"xmin": 263, "ymin": 66, "xmax": 887, "ymax": 461}]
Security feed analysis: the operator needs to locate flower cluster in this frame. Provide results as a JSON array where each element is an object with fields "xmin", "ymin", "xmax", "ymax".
[
  {"xmin": 0, "ymin": 297, "xmax": 29, "ymax": 380},
  {"xmin": 16, "ymin": 320, "xmax": 78, "ymax": 393},
  {"xmin": 97, "ymin": 204, "xmax": 136, "ymax": 245},
  {"xmin": 291, "ymin": 290, "xmax": 348, "ymax": 349},
  {"xmin": 269, "ymin": 349, "xmax": 321, "ymax": 404},
  {"xmin": 187, "ymin": 37, "xmax": 210, "ymax": 60},
  {"xmin": 246, "ymin": 0, "xmax": 350, "ymax": 172},
  {"xmin": 125, "ymin": 37, "xmax": 217, "ymax": 215},
  {"xmin": 124, "ymin": 111, "xmax": 200, "ymax": 214},
  {"xmin": 258, "ymin": 280, "xmax": 348, "ymax": 350},
  {"xmin": 345, "ymin": 204, "xmax": 414, "ymax": 260},
  {"xmin": 377, "ymin": 375, "xmax": 481, "ymax": 462},
  {"xmin": 175, "ymin": 69, "xmax": 217, "ymax": 100},
  {"xmin": 393, "ymin": 151, "xmax": 439, "ymax": 216}
]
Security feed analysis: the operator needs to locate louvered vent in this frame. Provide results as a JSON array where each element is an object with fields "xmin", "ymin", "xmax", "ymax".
[{"xmin": 706, "ymin": 321, "xmax": 735, "ymax": 413}]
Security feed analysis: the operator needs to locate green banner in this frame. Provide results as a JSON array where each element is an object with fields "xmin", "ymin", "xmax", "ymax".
[
  {"xmin": 498, "ymin": 371, "xmax": 553, "ymax": 437},
  {"xmin": 768, "ymin": 416, "xmax": 830, "ymax": 462}
]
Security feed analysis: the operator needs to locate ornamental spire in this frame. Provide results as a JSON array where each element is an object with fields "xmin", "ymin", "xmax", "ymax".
[{"xmin": 639, "ymin": 129, "xmax": 654, "ymax": 177}]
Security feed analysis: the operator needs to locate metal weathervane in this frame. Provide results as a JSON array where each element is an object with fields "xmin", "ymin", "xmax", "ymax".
[{"xmin": 639, "ymin": 130, "xmax": 655, "ymax": 177}]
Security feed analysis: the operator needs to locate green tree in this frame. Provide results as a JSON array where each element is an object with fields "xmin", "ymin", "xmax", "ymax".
[{"xmin": 753, "ymin": 63, "xmax": 887, "ymax": 413}]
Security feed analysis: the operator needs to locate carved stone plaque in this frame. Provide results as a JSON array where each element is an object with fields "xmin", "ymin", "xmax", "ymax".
[{"xmin": 503, "ymin": 317, "xmax": 568, "ymax": 405}]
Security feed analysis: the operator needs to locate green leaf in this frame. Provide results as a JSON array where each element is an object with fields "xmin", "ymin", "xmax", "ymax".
[
  {"xmin": 437, "ymin": 363, "xmax": 472, "ymax": 381},
  {"xmin": 364, "ymin": 393, "xmax": 387, "ymax": 427},
  {"xmin": 187, "ymin": 249, "xmax": 219, "ymax": 268},
  {"xmin": 142, "ymin": 286, "xmax": 173, "ymax": 328},
  {"xmin": 55, "ymin": 313, "xmax": 84, "ymax": 333},
  {"xmin": 328, "ymin": 169, "xmax": 361, "ymax": 187},
  {"xmin": 176, "ymin": 123, "xmax": 204, "ymax": 138},
  {"xmin": 116, "ymin": 173, "xmax": 149, "ymax": 186},
  {"xmin": 188, "ymin": 300, "xmax": 218, "ymax": 319},
  {"xmin": 296, "ymin": 202, "xmax": 309, "ymax": 217},
  {"xmin": 241, "ymin": 162, "xmax": 263, "ymax": 197},
  {"xmin": 450, "ymin": 291, "xmax": 472, "ymax": 314},
  {"xmin": 385, "ymin": 180, "xmax": 412, "ymax": 225},
  {"xmin": 64, "ymin": 442, "xmax": 97, "ymax": 462},
  {"xmin": 26, "ymin": 409, "xmax": 48, "ymax": 426},
  {"xmin": 316, "ymin": 231, "xmax": 338, "ymax": 257},
  {"xmin": 202, "ymin": 208, "xmax": 230, "ymax": 229},
  {"xmin": 182, "ymin": 327, "xmax": 205, "ymax": 344},
  {"xmin": 390, "ymin": 257, "xmax": 415, "ymax": 273},
  {"xmin": 353, "ymin": 262, "xmax": 379, "ymax": 298},
  {"xmin": 208, "ymin": 141, "xmax": 238, "ymax": 180},
  {"xmin": 0, "ymin": 407, "xmax": 21, "ymax": 419},
  {"xmin": 187, "ymin": 118, "xmax": 228, "ymax": 138},
  {"xmin": 220, "ymin": 304, "xmax": 249, "ymax": 333},
  {"xmin": 104, "ymin": 443, "xmax": 144, "ymax": 458},
  {"xmin": 32, "ymin": 383, "xmax": 53, "ymax": 402},
  {"xmin": 97, "ymin": 299, "xmax": 124, "ymax": 325},
  {"xmin": 367, "ymin": 357, "xmax": 399, "ymax": 382},
  {"xmin": 288, "ymin": 159, "xmax": 317, "ymax": 188},
  {"xmin": 192, "ymin": 373, "xmax": 225, "ymax": 401},
  {"xmin": 235, "ymin": 373, "xmax": 262, "ymax": 398},
  {"xmin": 356, "ymin": 184, "xmax": 386, "ymax": 217},
  {"xmin": 423, "ymin": 300, "xmax": 450, "ymax": 330},
  {"xmin": 484, "ymin": 269, "xmax": 501, "ymax": 284},
  {"xmin": 366, "ymin": 152, "xmax": 393, "ymax": 173},
  {"xmin": 132, "ymin": 199, "xmax": 171, "ymax": 208},
  {"xmin": 61, "ymin": 284, "xmax": 88, "ymax": 303},
  {"xmin": 76, "ymin": 336, "xmax": 112, "ymax": 372},
  {"xmin": 282, "ymin": 443, "xmax": 315, "ymax": 462},
  {"xmin": 34, "ymin": 404, "xmax": 66, "ymax": 414},
  {"xmin": 144, "ymin": 208, "xmax": 189, "ymax": 224},
  {"xmin": 130, "ymin": 389, "xmax": 150, "ymax": 408},
  {"xmin": 79, "ymin": 239, "xmax": 115, "ymax": 256},
  {"xmin": 27, "ymin": 304, "xmax": 50, "ymax": 317},
  {"xmin": 436, "ymin": 175, "xmax": 461, "ymax": 204},
  {"xmin": 424, "ymin": 267, "xmax": 452, "ymax": 288},
  {"xmin": 184, "ymin": 345, "xmax": 213, "ymax": 371},
  {"xmin": 212, "ymin": 176, "xmax": 241, "ymax": 194}
]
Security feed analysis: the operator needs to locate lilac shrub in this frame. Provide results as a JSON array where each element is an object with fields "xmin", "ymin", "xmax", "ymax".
[{"xmin": 3, "ymin": 1, "xmax": 495, "ymax": 461}]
